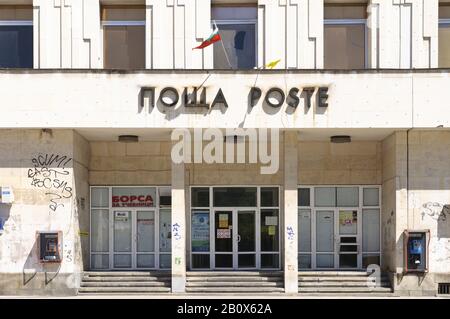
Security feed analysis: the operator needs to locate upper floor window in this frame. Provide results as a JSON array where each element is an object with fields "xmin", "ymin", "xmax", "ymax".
[
  {"xmin": 0, "ymin": 6, "xmax": 33, "ymax": 68},
  {"xmin": 101, "ymin": 6, "xmax": 145, "ymax": 69},
  {"xmin": 212, "ymin": 5, "xmax": 257, "ymax": 69},
  {"xmin": 439, "ymin": 4, "xmax": 450, "ymax": 68},
  {"xmin": 324, "ymin": 4, "xmax": 367, "ymax": 69}
]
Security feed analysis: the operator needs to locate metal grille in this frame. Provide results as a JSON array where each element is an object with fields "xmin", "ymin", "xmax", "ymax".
[{"xmin": 438, "ymin": 283, "xmax": 450, "ymax": 295}]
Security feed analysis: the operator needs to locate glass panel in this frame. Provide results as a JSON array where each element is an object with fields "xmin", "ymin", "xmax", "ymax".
[
  {"xmin": 339, "ymin": 210, "xmax": 358, "ymax": 235},
  {"xmin": 112, "ymin": 187, "xmax": 156, "ymax": 208},
  {"xmin": 0, "ymin": 26, "xmax": 33, "ymax": 68},
  {"xmin": 191, "ymin": 188, "xmax": 210, "ymax": 207},
  {"xmin": 159, "ymin": 209, "xmax": 172, "ymax": 252},
  {"xmin": 238, "ymin": 211, "xmax": 255, "ymax": 252},
  {"xmin": 114, "ymin": 254, "xmax": 131, "ymax": 268},
  {"xmin": 298, "ymin": 254, "xmax": 311, "ymax": 269},
  {"xmin": 337, "ymin": 187, "xmax": 359, "ymax": 207},
  {"xmin": 316, "ymin": 210, "xmax": 334, "ymax": 252},
  {"xmin": 136, "ymin": 211, "xmax": 155, "ymax": 252},
  {"xmin": 192, "ymin": 254, "xmax": 210, "ymax": 269},
  {"xmin": 212, "ymin": 6, "xmax": 257, "ymax": 20},
  {"xmin": 317, "ymin": 254, "xmax": 334, "ymax": 268},
  {"xmin": 102, "ymin": 6, "xmax": 146, "ymax": 21},
  {"xmin": 439, "ymin": 26, "xmax": 450, "ymax": 68},
  {"xmin": 213, "ymin": 187, "xmax": 257, "ymax": 207},
  {"xmin": 298, "ymin": 188, "xmax": 311, "ymax": 206},
  {"xmin": 324, "ymin": 24, "xmax": 365, "ymax": 69},
  {"xmin": 159, "ymin": 187, "xmax": 171, "ymax": 207},
  {"xmin": 363, "ymin": 209, "xmax": 380, "ymax": 252},
  {"xmin": 260, "ymin": 187, "xmax": 279, "ymax": 207},
  {"xmin": 91, "ymin": 254, "xmax": 109, "ymax": 269},
  {"xmin": 159, "ymin": 254, "xmax": 171, "ymax": 269},
  {"xmin": 113, "ymin": 211, "xmax": 132, "ymax": 252},
  {"xmin": 298, "ymin": 209, "xmax": 311, "ymax": 253},
  {"xmin": 215, "ymin": 254, "xmax": 232, "ymax": 268},
  {"xmin": 214, "ymin": 24, "xmax": 256, "ymax": 69},
  {"xmin": 192, "ymin": 210, "xmax": 210, "ymax": 252},
  {"xmin": 339, "ymin": 254, "xmax": 358, "ymax": 268},
  {"xmin": 315, "ymin": 187, "xmax": 336, "ymax": 207},
  {"xmin": 137, "ymin": 254, "xmax": 155, "ymax": 268},
  {"xmin": 104, "ymin": 26, "xmax": 145, "ymax": 69},
  {"xmin": 238, "ymin": 254, "xmax": 255, "ymax": 268},
  {"xmin": 340, "ymin": 245, "xmax": 358, "ymax": 252},
  {"xmin": 340, "ymin": 237, "xmax": 357, "ymax": 243},
  {"xmin": 261, "ymin": 209, "xmax": 279, "ymax": 252},
  {"xmin": 91, "ymin": 187, "xmax": 109, "ymax": 207},
  {"xmin": 215, "ymin": 211, "xmax": 232, "ymax": 252},
  {"xmin": 91, "ymin": 209, "xmax": 109, "ymax": 252},
  {"xmin": 363, "ymin": 188, "xmax": 379, "ymax": 206},
  {"xmin": 261, "ymin": 254, "xmax": 279, "ymax": 268},
  {"xmin": 440, "ymin": 5, "xmax": 450, "ymax": 19},
  {"xmin": 324, "ymin": 5, "xmax": 367, "ymax": 19},
  {"xmin": 363, "ymin": 254, "xmax": 380, "ymax": 268},
  {"xmin": 0, "ymin": 6, "xmax": 33, "ymax": 20}
]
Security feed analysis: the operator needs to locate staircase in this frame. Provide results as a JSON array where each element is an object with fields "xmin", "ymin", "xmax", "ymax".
[
  {"xmin": 298, "ymin": 271, "xmax": 393, "ymax": 295},
  {"xmin": 186, "ymin": 271, "xmax": 284, "ymax": 294},
  {"xmin": 78, "ymin": 271, "xmax": 171, "ymax": 294}
]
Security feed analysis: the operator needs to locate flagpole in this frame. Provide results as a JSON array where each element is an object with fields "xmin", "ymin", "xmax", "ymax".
[{"xmin": 214, "ymin": 21, "xmax": 232, "ymax": 69}]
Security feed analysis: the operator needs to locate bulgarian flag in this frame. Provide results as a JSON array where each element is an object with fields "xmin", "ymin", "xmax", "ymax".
[{"xmin": 193, "ymin": 25, "xmax": 221, "ymax": 50}]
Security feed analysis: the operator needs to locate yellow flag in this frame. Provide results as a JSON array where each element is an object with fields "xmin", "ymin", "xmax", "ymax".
[{"xmin": 265, "ymin": 59, "xmax": 281, "ymax": 69}]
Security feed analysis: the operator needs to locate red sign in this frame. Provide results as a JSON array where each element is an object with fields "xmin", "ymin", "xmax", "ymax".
[{"xmin": 112, "ymin": 195, "xmax": 154, "ymax": 207}]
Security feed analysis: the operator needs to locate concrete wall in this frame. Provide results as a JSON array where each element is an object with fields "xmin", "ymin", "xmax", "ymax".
[
  {"xmin": 298, "ymin": 141, "xmax": 382, "ymax": 185},
  {"xmin": 0, "ymin": 129, "xmax": 86, "ymax": 295},
  {"xmin": 89, "ymin": 141, "xmax": 172, "ymax": 185}
]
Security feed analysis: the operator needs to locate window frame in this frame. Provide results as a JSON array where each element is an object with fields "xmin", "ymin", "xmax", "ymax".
[
  {"xmin": 439, "ymin": 18, "xmax": 450, "ymax": 68},
  {"xmin": 0, "ymin": 12, "xmax": 33, "ymax": 68},
  {"xmin": 100, "ymin": 6, "xmax": 146, "ymax": 69},
  {"xmin": 323, "ymin": 18, "xmax": 369, "ymax": 69},
  {"xmin": 211, "ymin": 18, "xmax": 258, "ymax": 69}
]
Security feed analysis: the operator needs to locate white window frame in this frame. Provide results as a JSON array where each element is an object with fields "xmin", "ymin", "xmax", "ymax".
[
  {"xmin": 297, "ymin": 185, "xmax": 381, "ymax": 270},
  {"xmin": 211, "ymin": 19, "xmax": 258, "ymax": 69},
  {"xmin": 100, "ymin": 17, "xmax": 146, "ymax": 69},
  {"xmin": 189, "ymin": 186, "xmax": 281, "ymax": 271},
  {"xmin": 89, "ymin": 186, "xmax": 171, "ymax": 270},
  {"xmin": 439, "ymin": 18, "xmax": 450, "ymax": 68},
  {"xmin": 324, "ymin": 19, "xmax": 369, "ymax": 69}
]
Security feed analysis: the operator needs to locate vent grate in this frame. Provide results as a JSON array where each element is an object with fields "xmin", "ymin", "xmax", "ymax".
[{"xmin": 438, "ymin": 283, "xmax": 450, "ymax": 295}]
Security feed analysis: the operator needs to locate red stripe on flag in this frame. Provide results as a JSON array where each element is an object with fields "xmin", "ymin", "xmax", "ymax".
[{"xmin": 193, "ymin": 33, "xmax": 221, "ymax": 50}]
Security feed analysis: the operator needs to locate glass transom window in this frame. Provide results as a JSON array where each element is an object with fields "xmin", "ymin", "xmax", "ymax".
[{"xmin": 439, "ymin": 5, "xmax": 450, "ymax": 68}]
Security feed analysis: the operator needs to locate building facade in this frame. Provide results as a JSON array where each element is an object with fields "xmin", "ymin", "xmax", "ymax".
[{"xmin": 0, "ymin": 0, "xmax": 450, "ymax": 297}]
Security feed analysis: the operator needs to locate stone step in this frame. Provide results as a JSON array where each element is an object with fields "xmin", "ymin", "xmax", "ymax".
[
  {"xmin": 84, "ymin": 271, "xmax": 170, "ymax": 277},
  {"xmin": 82, "ymin": 276, "xmax": 171, "ymax": 282},
  {"xmin": 298, "ymin": 271, "xmax": 372, "ymax": 277},
  {"xmin": 298, "ymin": 281, "xmax": 391, "ymax": 288},
  {"xmin": 78, "ymin": 287, "xmax": 171, "ymax": 293},
  {"xmin": 81, "ymin": 281, "xmax": 170, "ymax": 287},
  {"xmin": 298, "ymin": 276, "xmax": 389, "ymax": 282},
  {"xmin": 187, "ymin": 276, "xmax": 282, "ymax": 282},
  {"xmin": 185, "ymin": 287, "xmax": 285, "ymax": 293},
  {"xmin": 186, "ymin": 271, "xmax": 283, "ymax": 277},
  {"xmin": 298, "ymin": 287, "xmax": 393, "ymax": 293},
  {"xmin": 186, "ymin": 281, "xmax": 284, "ymax": 287}
]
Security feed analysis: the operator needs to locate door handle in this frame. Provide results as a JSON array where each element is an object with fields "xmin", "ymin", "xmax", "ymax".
[{"xmin": 237, "ymin": 235, "xmax": 241, "ymax": 243}]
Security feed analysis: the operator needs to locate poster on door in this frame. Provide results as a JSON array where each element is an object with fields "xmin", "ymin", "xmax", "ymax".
[
  {"xmin": 192, "ymin": 211, "xmax": 210, "ymax": 252},
  {"xmin": 217, "ymin": 228, "xmax": 231, "ymax": 239}
]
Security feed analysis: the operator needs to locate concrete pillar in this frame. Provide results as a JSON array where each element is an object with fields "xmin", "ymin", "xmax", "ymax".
[
  {"xmin": 171, "ymin": 155, "xmax": 186, "ymax": 293},
  {"xmin": 283, "ymin": 130, "xmax": 298, "ymax": 294}
]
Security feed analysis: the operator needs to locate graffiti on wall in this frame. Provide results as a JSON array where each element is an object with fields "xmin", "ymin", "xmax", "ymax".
[
  {"xmin": 421, "ymin": 202, "xmax": 450, "ymax": 222},
  {"xmin": 27, "ymin": 154, "xmax": 73, "ymax": 212}
]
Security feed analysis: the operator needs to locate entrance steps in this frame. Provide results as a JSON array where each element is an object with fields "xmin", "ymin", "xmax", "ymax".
[
  {"xmin": 298, "ymin": 271, "xmax": 393, "ymax": 294},
  {"xmin": 78, "ymin": 271, "xmax": 171, "ymax": 294},
  {"xmin": 186, "ymin": 271, "xmax": 284, "ymax": 294}
]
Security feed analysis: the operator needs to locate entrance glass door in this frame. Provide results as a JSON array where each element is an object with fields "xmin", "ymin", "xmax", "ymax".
[
  {"xmin": 237, "ymin": 210, "xmax": 256, "ymax": 268},
  {"xmin": 213, "ymin": 209, "xmax": 257, "ymax": 269},
  {"xmin": 214, "ymin": 210, "xmax": 233, "ymax": 268},
  {"xmin": 113, "ymin": 210, "xmax": 156, "ymax": 269},
  {"xmin": 338, "ymin": 209, "xmax": 360, "ymax": 268},
  {"xmin": 315, "ymin": 210, "xmax": 335, "ymax": 268}
]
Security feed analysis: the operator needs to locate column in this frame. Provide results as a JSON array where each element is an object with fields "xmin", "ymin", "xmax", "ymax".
[
  {"xmin": 283, "ymin": 130, "xmax": 298, "ymax": 294},
  {"xmin": 171, "ymin": 156, "xmax": 186, "ymax": 293}
]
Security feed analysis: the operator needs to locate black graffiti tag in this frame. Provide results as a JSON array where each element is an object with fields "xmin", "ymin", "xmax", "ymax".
[{"xmin": 28, "ymin": 153, "xmax": 73, "ymax": 212}]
